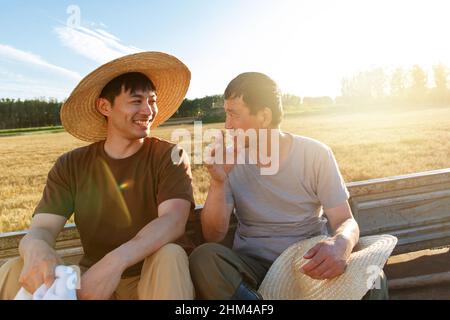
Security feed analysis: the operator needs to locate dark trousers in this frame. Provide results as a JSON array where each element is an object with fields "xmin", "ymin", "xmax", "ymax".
[{"xmin": 189, "ymin": 243, "xmax": 389, "ymax": 300}]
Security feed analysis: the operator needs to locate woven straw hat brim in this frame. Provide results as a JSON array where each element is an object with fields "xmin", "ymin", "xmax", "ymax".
[
  {"xmin": 258, "ymin": 234, "xmax": 397, "ymax": 300},
  {"xmin": 61, "ymin": 52, "xmax": 190, "ymax": 142}
]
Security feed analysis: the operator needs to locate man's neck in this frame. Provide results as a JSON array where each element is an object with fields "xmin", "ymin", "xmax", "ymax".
[
  {"xmin": 254, "ymin": 129, "xmax": 292, "ymax": 168},
  {"xmin": 103, "ymin": 135, "xmax": 145, "ymax": 159}
]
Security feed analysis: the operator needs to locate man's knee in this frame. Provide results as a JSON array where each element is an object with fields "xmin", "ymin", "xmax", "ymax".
[
  {"xmin": 189, "ymin": 243, "xmax": 228, "ymax": 277},
  {"xmin": 189, "ymin": 242, "xmax": 240, "ymax": 292},
  {"xmin": 139, "ymin": 244, "xmax": 194, "ymax": 299},
  {"xmin": 0, "ymin": 257, "xmax": 24, "ymax": 300},
  {"xmin": 190, "ymin": 243, "xmax": 228, "ymax": 263},
  {"xmin": 189, "ymin": 243, "xmax": 237, "ymax": 299},
  {"xmin": 146, "ymin": 243, "xmax": 188, "ymax": 266},
  {"xmin": 0, "ymin": 257, "xmax": 23, "ymax": 274}
]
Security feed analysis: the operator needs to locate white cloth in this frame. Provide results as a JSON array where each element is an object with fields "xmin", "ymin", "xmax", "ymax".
[{"xmin": 14, "ymin": 265, "xmax": 78, "ymax": 300}]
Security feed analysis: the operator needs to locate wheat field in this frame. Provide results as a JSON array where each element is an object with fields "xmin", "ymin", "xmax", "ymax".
[{"xmin": 1, "ymin": 105, "xmax": 450, "ymax": 233}]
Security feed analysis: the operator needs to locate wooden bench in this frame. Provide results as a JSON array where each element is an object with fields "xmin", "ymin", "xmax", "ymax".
[{"xmin": 1, "ymin": 168, "xmax": 450, "ymax": 298}]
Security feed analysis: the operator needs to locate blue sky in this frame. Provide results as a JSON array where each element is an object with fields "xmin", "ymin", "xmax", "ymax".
[{"xmin": 1, "ymin": 0, "xmax": 450, "ymax": 100}]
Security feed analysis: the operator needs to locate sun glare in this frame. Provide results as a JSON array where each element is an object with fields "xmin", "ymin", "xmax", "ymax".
[{"xmin": 233, "ymin": 0, "xmax": 450, "ymax": 98}]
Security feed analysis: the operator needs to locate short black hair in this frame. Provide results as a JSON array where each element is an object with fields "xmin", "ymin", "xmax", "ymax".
[
  {"xmin": 224, "ymin": 72, "xmax": 283, "ymax": 126},
  {"xmin": 99, "ymin": 72, "xmax": 156, "ymax": 105}
]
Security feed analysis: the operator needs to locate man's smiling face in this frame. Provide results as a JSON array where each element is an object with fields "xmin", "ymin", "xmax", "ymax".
[{"xmin": 102, "ymin": 87, "xmax": 158, "ymax": 140}]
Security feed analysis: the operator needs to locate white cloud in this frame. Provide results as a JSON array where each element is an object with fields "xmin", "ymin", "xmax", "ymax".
[
  {"xmin": 54, "ymin": 24, "xmax": 142, "ymax": 64},
  {"xmin": 0, "ymin": 44, "xmax": 82, "ymax": 81},
  {"xmin": 0, "ymin": 70, "xmax": 73, "ymax": 100},
  {"xmin": 0, "ymin": 82, "xmax": 70, "ymax": 100},
  {"xmin": 0, "ymin": 22, "xmax": 143, "ymax": 100},
  {"xmin": 95, "ymin": 29, "xmax": 120, "ymax": 42},
  {"xmin": 0, "ymin": 70, "xmax": 26, "ymax": 82}
]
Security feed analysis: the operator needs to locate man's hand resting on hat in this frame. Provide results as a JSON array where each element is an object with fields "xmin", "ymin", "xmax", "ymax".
[
  {"xmin": 77, "ymin": 253, "xmax": 124, "ymax": 300},
  {"xmin": 300, "ymin": 202, "xmax": 360, "ymax": 280},
  {"xmin": 300, "ymin": 235, "xmax": 353, "ymax": 280}
]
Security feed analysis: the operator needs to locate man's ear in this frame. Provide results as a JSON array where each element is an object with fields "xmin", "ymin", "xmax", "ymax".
[
  {"xmin": 96, "ymin": 98, "xmax": 112, "ymax": 117},
  {"xmin": 257, "ymin": 107, "xmax": 273, "ymax": 128}
]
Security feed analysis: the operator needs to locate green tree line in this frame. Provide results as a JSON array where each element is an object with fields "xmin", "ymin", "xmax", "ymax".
[{"xmin": 0, "ymin": 98, "xmax": 62, "ymax": 130}]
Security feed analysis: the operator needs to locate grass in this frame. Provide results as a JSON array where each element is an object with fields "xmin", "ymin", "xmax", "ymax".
[{"xmin": 1, "ymin": 105, "xmax": 450, "ymax": 233}]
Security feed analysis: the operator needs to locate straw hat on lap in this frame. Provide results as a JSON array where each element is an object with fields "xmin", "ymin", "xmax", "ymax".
[{"xmin": 258, "ymin": 234, "xmax": 398, "ymax": 300}]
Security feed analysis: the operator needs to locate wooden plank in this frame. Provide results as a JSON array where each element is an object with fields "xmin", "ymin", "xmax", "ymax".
[
  {"xmin": 346, "ymin": 168, "xmax": 450, "ymax": 196},
  {"xmin": 0, "ymin": 244, "xmax": 84, "ymax": 267},
  {"xmin": 356, "ymin": 189, "xmax": 450, "ymax": 210},
  {"xmin": 348, "ymin": 169, "xmax": 450, "ymax": 254},
  {"xmin": 0, "ymin": 224, "xmax": 80, "ymax": 251},
  {"xmin": 389, "ymin": 272, "xmax": 450, "ymax": 290}
]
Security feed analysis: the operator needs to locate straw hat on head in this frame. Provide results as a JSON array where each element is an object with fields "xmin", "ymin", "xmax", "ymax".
[
  {"xmin": 258, "ymin": 234, "xmax": 398, "ymax": 300},
  {"xmin": 61, "ymin": 51, "xmax": 191, "ymax": 142}
]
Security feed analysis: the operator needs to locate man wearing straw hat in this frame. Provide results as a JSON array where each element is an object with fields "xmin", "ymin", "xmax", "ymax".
[
  {"xmin": 189, "ymin": 72, "xmax": 396, "ymax": 300},
  {"xmin": 0, "ymin": 52, "xmax": 195, "ymax": 300}
]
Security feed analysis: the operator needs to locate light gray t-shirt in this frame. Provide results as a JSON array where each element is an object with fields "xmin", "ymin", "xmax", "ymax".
[{"xmin": 225, "ymin": 134, "xmax": 350, "ymax": 264}]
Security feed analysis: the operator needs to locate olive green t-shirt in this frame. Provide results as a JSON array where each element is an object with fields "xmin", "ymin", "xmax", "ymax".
[{"xmin": 33, "ymin": 137, "xmax": 195, "ymax": 277}]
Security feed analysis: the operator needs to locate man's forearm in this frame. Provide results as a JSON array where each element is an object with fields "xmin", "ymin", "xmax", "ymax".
[
  {"xmin": 19, "ymin": 228, "xmax": 57, "ymax": 259},
  {"xmin": 332, "ymin": 218, "xmax": 360, "ymax": 256},
  {"xmin": 105, "ymin": 212, "xmax": 187, "ymax": 272},
  {"xmin": 201, "ymin": 180, "xmax": 232, "ymax": 242}
]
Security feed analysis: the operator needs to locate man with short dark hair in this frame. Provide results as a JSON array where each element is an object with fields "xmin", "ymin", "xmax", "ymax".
[
  {"xmin": 0, "ymin": 52, "xmax": 195, "ymax": 300},
  {"xmin": 189, "ymin": 72, "xmax": 388, "ymax": 300}
]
